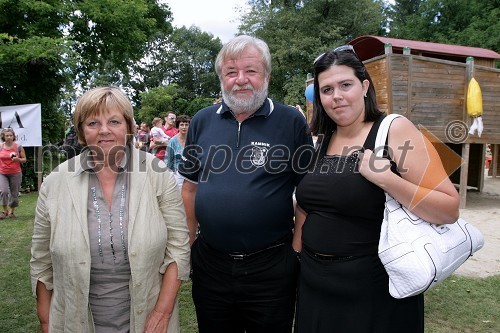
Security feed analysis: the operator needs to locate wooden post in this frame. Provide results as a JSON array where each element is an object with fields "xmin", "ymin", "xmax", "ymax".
[
  {"xmin": 406, "ymin": 48, "xmax": 413, "ymax": 119},
  {"xmin": 37, "ymin": 146, "xmax": 42, "ymax": 190},
  {"xmin": 385, "ymin": 43, "xmax": 393, "ymax": 114},
  {"xmin": 492, "ymin": 144, "xmax": 498, "ymax": 178},
  {"xmin": 458, "ymin": 57, "xmax": 475, "ymax": 208},
  {"xmin": 384, "ymin": 43, "xmax": 393, "ymax": 55},
  {"xmin": 459, "ymin": 143, "xmax": 470, "ymax": 208},
  {"xmin": 403, "ymin": 46, "xmax": 411, "ymax": 55},
  {"xmin": 478, "ymin": 143, "xmax": 485, "ymax": 192}
]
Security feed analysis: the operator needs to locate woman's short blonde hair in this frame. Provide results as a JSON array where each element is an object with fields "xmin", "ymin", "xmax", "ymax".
[
  {"xmin": 73, "ymin": 86, "xmax": 135, "ymax": 146},
  {"xmin": 0, "ymin": 128, "xmax": 16, "ymax": 142}
]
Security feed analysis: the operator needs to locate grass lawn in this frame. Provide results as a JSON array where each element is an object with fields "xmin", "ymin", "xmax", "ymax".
[{"xmin": 1, "ymin": 192, "xmax": 498, "ymax": 332}]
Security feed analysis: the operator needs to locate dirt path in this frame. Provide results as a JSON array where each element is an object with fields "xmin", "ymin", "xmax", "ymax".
[{"xmin": 454, "ymin": 176, "xmax": 500, "ymax": 278}]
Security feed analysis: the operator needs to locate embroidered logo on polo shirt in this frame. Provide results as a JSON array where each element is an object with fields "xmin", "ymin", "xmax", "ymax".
[{"xmin": 250, "ymin": 141, "xmax": 270, "ymax": 167}]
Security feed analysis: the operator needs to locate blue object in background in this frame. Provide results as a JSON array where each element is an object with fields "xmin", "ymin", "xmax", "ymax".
[{"xmin": 305, "ymin": 84, "xmax": 314, "ymax": 102}]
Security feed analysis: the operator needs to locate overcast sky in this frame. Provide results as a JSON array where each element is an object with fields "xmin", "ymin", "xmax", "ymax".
[{"xmin": 165, "ymin": 0, "xmax": 248, "ymax": 43}]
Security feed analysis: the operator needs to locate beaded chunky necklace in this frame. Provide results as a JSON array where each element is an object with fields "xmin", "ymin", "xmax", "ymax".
[{"xmin": 91, "ymin": 184, "xmax": 128, "ymax": 264}]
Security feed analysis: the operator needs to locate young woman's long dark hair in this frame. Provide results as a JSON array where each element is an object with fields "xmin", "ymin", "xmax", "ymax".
[{"xmin": 309, "ymin": 49, "xmax": 384, "ymax": 143}]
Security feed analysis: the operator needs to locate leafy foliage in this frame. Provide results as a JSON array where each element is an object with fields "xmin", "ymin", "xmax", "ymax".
[
  {"xmin": 0, "ymin": 0, "xmax": 174, "ymax": 144},
  {"xmin": 0, "ymin": 0, "xmax": 67, "ymax": 39},
  {"xmin": 237, "ymin": 0, "xmax": 499, "ymax": 102},
  {"xmin": 1, "ymin": 0, "xmax": 174, "ymax": 188},
  {"xmin": 387, "ymin": 0, "xmax": 500, "ymax": 53},
  {"xmin": 130, "ymin": 25, "xmax": 222, "ymax": 107},
  {"xmin": 165, "ymin": 26, "xmax": 222, "ymax": 98},
  {"xmin": 0, "ymin": 34, "xmax": 71, "ymax": 143},
  {"xmin": 238, "ymin": 0, "xmax": 384, "ymax": 103},
  {"xmin": 136, "ymin": 84, "xmax": 214, "ymax": 124},
  {"xmin": 67, "ymin": 0, "xmax": 173, "ymax": 87}
]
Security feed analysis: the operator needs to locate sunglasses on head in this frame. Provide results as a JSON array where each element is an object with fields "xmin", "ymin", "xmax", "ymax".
[{"xmin": 313, "ymin": 44, "xmax": 358, "ymax": 65}]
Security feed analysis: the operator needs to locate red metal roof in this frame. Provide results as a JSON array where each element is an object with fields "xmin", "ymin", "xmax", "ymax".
[{"xmin": 348, "ymin": 35, "xmax": 500, "ymax": 62}]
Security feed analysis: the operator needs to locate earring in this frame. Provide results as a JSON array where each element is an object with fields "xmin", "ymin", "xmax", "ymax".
[{"xmin": 363, "ymin": 92, "xmax": 367, "ymax": 98}]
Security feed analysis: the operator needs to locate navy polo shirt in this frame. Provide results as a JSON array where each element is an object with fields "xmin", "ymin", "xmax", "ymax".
[{"xmin": 179, "ymin": 98, "xmax": 313, "ymax": 253}]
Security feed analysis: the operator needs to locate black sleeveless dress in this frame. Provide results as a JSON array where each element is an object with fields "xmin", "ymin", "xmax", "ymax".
[{"xmin": 294, "ymin": 116, "xmax": 424, "ymax": 333}]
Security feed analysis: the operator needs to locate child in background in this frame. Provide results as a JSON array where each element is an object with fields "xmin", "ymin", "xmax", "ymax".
[{"xmin": 149, "ymin": 117, "xmax": 170, "ymax": 160}]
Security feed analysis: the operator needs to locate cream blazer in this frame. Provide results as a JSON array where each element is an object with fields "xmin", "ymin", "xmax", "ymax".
[{"xmin": 30, "ymin": 147, "xmax": 190, "ymax": 332}]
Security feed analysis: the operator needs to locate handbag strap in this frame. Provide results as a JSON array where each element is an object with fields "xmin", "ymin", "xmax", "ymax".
[
  {"xmin": 374, "ymin": 114, "xmax": 403, "ymax": 158},
  {"xmin": 375, "ymin": 114, "xmax": 404, "ymax": 204}
]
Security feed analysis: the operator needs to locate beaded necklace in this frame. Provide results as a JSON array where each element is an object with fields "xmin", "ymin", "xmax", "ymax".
[{"xmin": 91, "ymin": 184, "xmax": 128, "ymax": 263}]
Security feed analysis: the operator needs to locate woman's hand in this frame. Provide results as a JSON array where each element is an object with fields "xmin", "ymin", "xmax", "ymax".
[
  {"xmin": 36, "ymin": 281, "xmax": 52, "ymax": 333},
  {"xmin": 357, "ymin": 149, "xmax": 392, "ymax": 187},
  {"xmin": 292, "ymin": 204, "xmax": 306, "ymax": 254},
  {"xmin": 11, "ymin": 156, "xmax": 23, "ymax": 163},
  {"xmin": 40, "ymin": 322, "xmax": 49, "ymax": 333},
  {"xmin": 144, "ymin": 308, "xmax": 171, "ymax": 333}
]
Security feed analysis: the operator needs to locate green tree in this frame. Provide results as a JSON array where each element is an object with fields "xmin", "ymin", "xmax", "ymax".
[
  {"xmin": 137, "ymin": 84, "xmax": 214, "ymax": 124},
  {"xmin": 67, "ymin": 0, "xmax": 173, "ymax": 88},
  {"xmin": 387, "ymin": 0, "xmax": 500, "ymax": 53},
  {"xmin": 137, "ymin": 85, "xmax": 183, "ymax": 124},
  {"xmin": 131, "ymin": 25, "xmax": 222, "ymax": 106},
  {"xmin": 1, "ymin": 0, "xmax": 175, "ymax": 190},
  {"xmin": 0, "ymin": 0, "xmax": 68, "ymax": 39},
  {"xmin": 239, "ymin": 0, "xmax": 384, "ymax": 103},
  {"xmin": 166, "ymin": 26, "xmax": 222, "ymax": 99},
  {"xmin": 0, "ymin": 0, "xmax": 174, "ymax": 144},
  {"xmin": 0, "ymin": 0, "xmax": 71, "ymax": 143}
]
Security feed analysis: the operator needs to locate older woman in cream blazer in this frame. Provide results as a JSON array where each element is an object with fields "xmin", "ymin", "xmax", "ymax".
[{"xmin": 30, "ymin": 86, "xmax": 190, "ymax": 333}]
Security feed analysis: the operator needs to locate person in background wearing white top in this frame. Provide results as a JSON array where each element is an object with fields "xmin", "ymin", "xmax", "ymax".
[{"xmin": 150, "ymin": 117, "xmax": 170, "ymax": 160}]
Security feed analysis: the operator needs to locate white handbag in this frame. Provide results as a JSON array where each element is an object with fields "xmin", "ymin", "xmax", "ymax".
[{"xmin": 375, "ymin": 114, "xmax": 485, "ymax": 299}]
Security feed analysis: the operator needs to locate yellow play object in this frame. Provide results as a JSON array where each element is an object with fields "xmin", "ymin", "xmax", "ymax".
[{"xmin": 467, "ymin": 77, "xmax": 483, "ymax": 137}]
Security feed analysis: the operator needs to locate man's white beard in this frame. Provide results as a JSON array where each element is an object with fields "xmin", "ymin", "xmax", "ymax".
[{"xmin": 221, "ymin": 80, "xmax": 269, "ymax": 115}]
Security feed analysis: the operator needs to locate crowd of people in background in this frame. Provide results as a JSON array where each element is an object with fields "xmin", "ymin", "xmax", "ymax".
[{"xmin": 130, "ymin": 113, "xmax": 191, "ymax": 178}]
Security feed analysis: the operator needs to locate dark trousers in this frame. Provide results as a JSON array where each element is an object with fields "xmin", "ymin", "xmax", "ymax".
[
  {"xmin": 191, "ymin": 236, "xmax": 300, "ymax": 333},
  {"xmin": 295, "ymin": 250, "xmax": 424, "ymax": 333}
]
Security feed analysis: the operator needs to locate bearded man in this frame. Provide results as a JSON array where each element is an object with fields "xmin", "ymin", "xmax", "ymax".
[{"xmin": 178, "ymin": 35, "xmax": 313, "ymax": 333}]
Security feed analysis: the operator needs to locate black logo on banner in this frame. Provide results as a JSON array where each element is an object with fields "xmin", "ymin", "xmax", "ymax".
[{"xmin": 0, "ymin": 111, "xmax": 25, "ymax": 129}]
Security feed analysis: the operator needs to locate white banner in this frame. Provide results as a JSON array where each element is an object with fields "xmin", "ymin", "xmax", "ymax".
[{"xmin": 0, "ymin": 104, "xmax": 42, "ymax": 147}]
